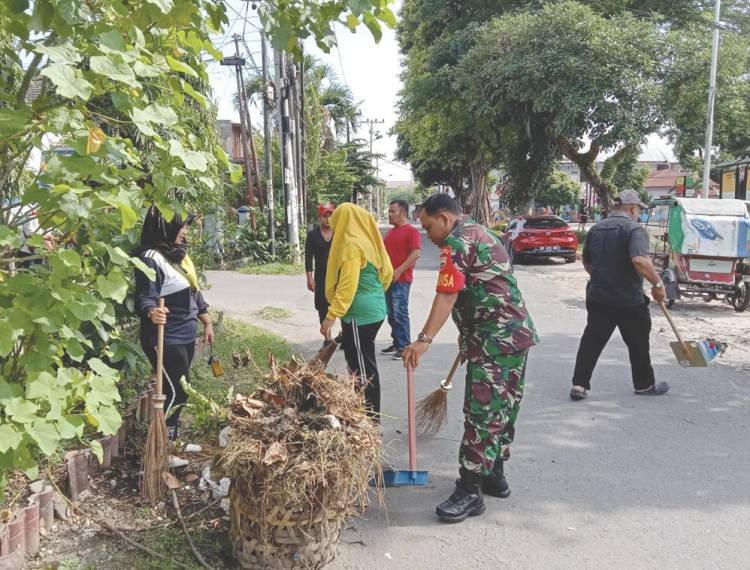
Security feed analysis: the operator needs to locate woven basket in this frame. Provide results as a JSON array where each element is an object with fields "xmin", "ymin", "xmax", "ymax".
[{"xmin": 230, "ymin": 484, "xmax": 347, "ymax": 569}]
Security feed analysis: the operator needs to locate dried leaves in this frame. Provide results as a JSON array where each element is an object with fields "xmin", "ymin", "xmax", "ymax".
[{"xmin": 216, "ymin": 356, "xmax": 380, "ymax": 525}]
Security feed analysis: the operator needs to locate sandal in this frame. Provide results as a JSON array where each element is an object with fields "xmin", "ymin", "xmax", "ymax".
[{"xmin": 569, "ymin": 386, "xmax": 588, "ymax": 401}]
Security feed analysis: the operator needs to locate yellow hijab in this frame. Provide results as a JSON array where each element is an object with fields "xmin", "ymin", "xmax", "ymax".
[{"xmin": 325, "ymin": 203, "xmax": 393, "ymax": 302}]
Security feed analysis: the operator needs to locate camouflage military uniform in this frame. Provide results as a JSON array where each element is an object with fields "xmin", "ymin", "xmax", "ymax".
[{"xmin": 437, "ymin": 216, "xmax": 538, "ymax": 476}]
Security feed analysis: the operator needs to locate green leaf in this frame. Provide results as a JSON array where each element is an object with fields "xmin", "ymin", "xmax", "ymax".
[
  {"xmin": 0, "ymin": 424, "xmax": 23, "ymax": 453},
  {"xmin": 131, "ymin": 257, "xmax": 156, "ymax": 280},
  {"xmin": 362, "ymin": 13, "xmax": 383, "ymax": 42},
  {"xmin": 0, "ymin": 225, "xmax": 22, "ymax": 247},
  {"xmin": 58, "ymin": 248, "xmax": 82, "ymax": 269},
  {"xmin": 98, "ymin": 30, "xmax": 127, "ymax": 53},
  {"xmin": 376, "ymin": 7, "xmax": 397, "ymax": 28},
  {"xmin": 4, "ymin": 398, "xmax": 39, "ymax": 424},
  {"xmin": 88, "ymin": 357, "xmax": 118, "ymax": 379},
  {"xmin": 346, "ymin": 14, "xmax": 359, "ymax": 30},
  {"xmin": 166, "ymin": 55, "xmax": 198, "ymax": 78},
  {"xmin": 144, "ymin": 0, "xmax": 173, "ymax": 13},
  {"xmin": 40, "ymin": 62, "xmax": 93, "ymax": 100},
  {"xmin": 0, "ymin": 320, "xmax": 22, "ymax": 358},
  {"xmin": 229, "ymin": 164, "xmax": 243, "ymax": 183},
  {"xmin": 131, "ymin": 103, "xmax": 178, "ymax": 131},
  {"xmin": 169, "ymin": 139, "xmax": 208, "ymax": 171},
  {"xmin": 91, "ymin": 405, "xmax": 121, "ymax": 436},
  {"xmin": 96, "ymin": 271, "xmax": 128, "ymax": 303},
  {"xmin": 181, "ymin": 80, "xmax": 207, "ymax": 107},
  {"xmin": 89, "ymin": 55, "xmax": 139, "ymax": 87},
  {"xmin": 89, "ymin": 440, "xmax": 104, "ymax": 463},
  {"xmin": 26, "ymin": 371, "xmax": 57, "ymax": 399},
  {"xmin": 26, "ymin": 420, "xmax": 59, "ymax": 455},
  {"xmin": 36, "ymin": 40, "xmax": 81, "ymax": 64},
  {"xmin": 0, "ymin": 108, "xmax": 31, "ymax": 137},
  {"xmin": 68, "ymin": 301, "xmax": 99, "ymax": 322},
  {"xmin": 57, "ymin": 415, "xmax": 85, "ymax": 439}
]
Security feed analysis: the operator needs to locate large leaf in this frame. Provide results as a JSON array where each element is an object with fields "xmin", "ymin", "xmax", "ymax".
[
  {"xmin": 35, "ymin": 40, "xmax": 81, "ymax": 64},
  {"xmin": 145, "ymin": 0, "xmax": 173, "ymax": 13},
  {"xmin": 0, "ymin": 424, "xmax": 23, "ymax": 453},
  {"xmin": 0, "ymin": 320, "xmax": 22, "ymax": 358},
  {"xmin": 4, "ymin": 398, "xmax": 39, "ymax": 424},
  {"xmin": 169, "ymin": 139, "xmax": 208, "ymax": 171},
  {"xmin": 26, "ymin": 420, "xmax": 60, "ymax": 455},
  {"xmin": 89, "ymin": 55, "xmax": 139, "ymax": 87},
  {"xmin": 96, "ymin": 271, "xmax": 128, "ymax": 303},
  {"xmin": 40, "ymin": 62, "xmax": 93, "ymax": 100},
  {"xmin": 166, "ymin": 55, "xmax": 198, "ymax": 78},
  {"xmin": 131, "ymin": 103, "xmax": 179, "ymax": 135}
]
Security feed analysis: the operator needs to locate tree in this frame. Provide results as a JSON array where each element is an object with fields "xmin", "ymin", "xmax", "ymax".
[
  {"xmin": 662, "ymin": 22, "xmax": 750, "ymax": 169},
  {"xmin": 257, "ymin": 0, "xmax": 397, "ymax": 56},
  {"xmin": 461, "ymin": 2, "xmax": 665, "ymax": 209},
  {"xmin": 535, "ymin": 172, "xmax": 580, "ymax": 212}
]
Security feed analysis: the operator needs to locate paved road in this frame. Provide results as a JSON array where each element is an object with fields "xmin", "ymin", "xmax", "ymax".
[{"xmin": 204, "ymin": 229, "xmax": 750, "ymax": 570}]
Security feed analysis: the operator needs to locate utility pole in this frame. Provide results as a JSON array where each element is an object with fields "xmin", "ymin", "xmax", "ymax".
[
  {"xmin": 224, "ymin": 35, "xmax": 256, "ymax": 229},
  {"xmin": 363, "ymin": 118, "xmax": 384, "ymax": 217},
  {"xmin": 702, "ymin": 0, "xmax": 721, "ymax": 198},
  {"xmin": 261, "ymin": 33, "xmax": 275, "ymax": 255},
  {"xmin": 275, "ymin": 49, "xmax": 301, "ymax": 262},
  {"xmin": 299, "ymin": 54, "xmax": 308, "ymax": 229},
  {"xmin": 238, "ymin": 60, "xmax": 264, "ymax": 210}
]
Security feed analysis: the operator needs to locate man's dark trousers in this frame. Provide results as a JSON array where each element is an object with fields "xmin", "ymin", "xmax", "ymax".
[{"xmin": 572, "ymin": 298, "xmax": 655, "ymax": 391}]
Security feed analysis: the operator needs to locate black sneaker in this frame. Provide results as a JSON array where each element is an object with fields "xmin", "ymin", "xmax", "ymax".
[
  {"xmin": 634, "ymin": 381, "xmax": 670, "ymax": 396},
  {"xmin": 481, "ymin": 459, "xmax": 511, "ymax": 498},
  {"xmin": 391, "ymin": 350, "xmax": 404, "ymax": 361},
  {"xmin": 381, "ymin": 345, "xmax": 396, "ymax": 355},
  {"xmin": 436, "ymin": 470, "xmax": 485, "ymax": 523}
]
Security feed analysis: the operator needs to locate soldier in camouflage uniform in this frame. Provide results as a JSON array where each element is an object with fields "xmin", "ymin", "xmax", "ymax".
[{"xmin": 403, "ymin": 193, "xmax": 537, "ymax": 523}]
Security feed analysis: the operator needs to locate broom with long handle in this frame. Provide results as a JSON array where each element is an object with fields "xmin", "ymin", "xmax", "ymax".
[
  {"xmin": 415, "ymin": 353, "xmax": 462, "ymax": 435},
  {"xmin": 142, "ymin": 298, "xmax": 170, "ymax": 504}
]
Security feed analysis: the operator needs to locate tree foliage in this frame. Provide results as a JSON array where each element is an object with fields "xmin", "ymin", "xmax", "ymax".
[{"xmin": 535, "ymin": 171, "xmax": 579, "ymax": 211}]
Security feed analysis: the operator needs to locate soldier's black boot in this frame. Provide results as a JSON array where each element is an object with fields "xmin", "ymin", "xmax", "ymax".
[
  {"xmin": 436, "ymin": 468, "xmax": 485, "ymax": 523},
  {"xmin": 481, "ymin": 459, "xmax": 511, "ymax": 498}
]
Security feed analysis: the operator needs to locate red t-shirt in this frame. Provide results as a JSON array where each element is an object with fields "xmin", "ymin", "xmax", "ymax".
[{"xmin": 383, "ymin": 223, "xmax": 422, "ymax": 283}]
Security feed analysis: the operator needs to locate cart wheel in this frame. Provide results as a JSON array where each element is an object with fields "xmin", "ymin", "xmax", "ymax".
[
  {"xmin": 731, "ymin": 284, "xmax": 750, "ymax": 312},
  {"xmin": 666, "ymin": 298, "xmax": 675, "ymax": 309}
]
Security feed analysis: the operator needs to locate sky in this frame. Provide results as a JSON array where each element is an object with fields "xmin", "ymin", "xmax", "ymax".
[{"xmin": 206, "ymin": 2, "xmax": 412, "ymax": 183}]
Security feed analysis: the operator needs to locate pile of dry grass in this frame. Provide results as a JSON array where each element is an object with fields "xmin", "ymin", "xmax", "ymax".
[{"xmin": 216, "ymin": 355, "xmax": 380, "ymax": 568}]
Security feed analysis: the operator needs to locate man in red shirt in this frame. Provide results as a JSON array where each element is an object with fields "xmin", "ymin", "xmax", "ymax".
[{"xmin": 382, "ymin": 199, "xmax": 422, "ymax": 359}]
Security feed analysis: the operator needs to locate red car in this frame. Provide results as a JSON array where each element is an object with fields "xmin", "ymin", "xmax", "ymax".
[{"xmin": 504, "ymin": 216, "xmax": 578, "ymax": 264}]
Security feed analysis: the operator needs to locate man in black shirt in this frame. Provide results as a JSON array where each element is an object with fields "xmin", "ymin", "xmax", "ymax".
[
  {"xmin": 570, "ymin": 190, "xmax": 669, "ymax": 400},
  {"xmin": 305, "ymin": 202, "xmax": 334, "ymax": 330}
]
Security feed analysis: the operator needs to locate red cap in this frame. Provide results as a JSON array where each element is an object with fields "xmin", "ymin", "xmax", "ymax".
[{"xmin": 318, "ymin": 202, "xmax": 335, "ymax": 216}]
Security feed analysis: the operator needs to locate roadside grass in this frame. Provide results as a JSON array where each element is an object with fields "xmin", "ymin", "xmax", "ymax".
[
  {"xmin": 237, "ymin": 262, "xmax": 304, "ymax": 275},
  {"xmin": 256, "ymin": 305, "xmax": 293, "ymax": 320},
  {"xmin": 187, "ymin": 313, "xmax": 293, "ymax": 435}
]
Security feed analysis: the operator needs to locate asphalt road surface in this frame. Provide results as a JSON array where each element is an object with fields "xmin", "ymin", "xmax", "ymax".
[{"xmin": 205, "ymin": 227, "xmax": 750, "ymax": 570}]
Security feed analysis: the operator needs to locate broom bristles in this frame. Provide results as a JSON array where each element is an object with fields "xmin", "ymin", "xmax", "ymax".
[
  {"xmin": 415, "ymin": 388, "xmax": 449, "ymax": 435},
  {"xmin": 141, "ymin": 407, "xmax": 170, "ymax": 504}
]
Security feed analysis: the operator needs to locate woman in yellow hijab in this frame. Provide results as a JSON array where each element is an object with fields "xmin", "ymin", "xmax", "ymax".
[{"xmin": 321, "ymin": 203, "xmax": 393, "ymax": 416}]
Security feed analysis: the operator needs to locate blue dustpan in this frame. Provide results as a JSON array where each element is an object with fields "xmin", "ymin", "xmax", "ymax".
[{"xmin": 380, "ymin": 368, "xmax": 429, "ymax": 487}]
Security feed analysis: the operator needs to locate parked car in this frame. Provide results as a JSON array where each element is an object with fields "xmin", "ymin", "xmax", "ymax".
[{"xmin": 503, "ymin": 216, "xmax": 578, "ymax": 264}]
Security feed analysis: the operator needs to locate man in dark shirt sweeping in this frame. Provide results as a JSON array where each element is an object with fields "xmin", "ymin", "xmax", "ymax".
[
  {"xmin": 305, "ymin": 202, "xmax": 335, "ymax": 334},
  {"xmin": 570, "ymin": 190, "xmax": 669, "ymax": 400}
]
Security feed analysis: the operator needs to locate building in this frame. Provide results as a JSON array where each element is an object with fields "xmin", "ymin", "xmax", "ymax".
[{"xmin": 558, "ymin": 134, "xmax": 680, "ymax": 189}]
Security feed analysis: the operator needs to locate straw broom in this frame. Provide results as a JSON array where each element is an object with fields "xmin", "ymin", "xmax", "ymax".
[
  {"xmin": 415, "ymin": 353, "xmax": 462, "ymax": 435},
  {"xmin": 142, "ymin": 298, "xmax": 170, "ymax": 504}
]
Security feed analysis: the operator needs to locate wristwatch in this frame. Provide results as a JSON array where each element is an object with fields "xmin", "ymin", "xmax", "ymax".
[
  {"xmin": 653, "ymin": 281, "xmax": 664, "ymax": 289},
  {"xmin": 417, "ymin": 332, "xmax": 433, "ymax": 344}
]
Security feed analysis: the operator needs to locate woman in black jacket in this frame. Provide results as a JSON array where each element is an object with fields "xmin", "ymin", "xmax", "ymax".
[{"xmin": 134, "ymin": 206, "xmax": 214, "ymax": 441}]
